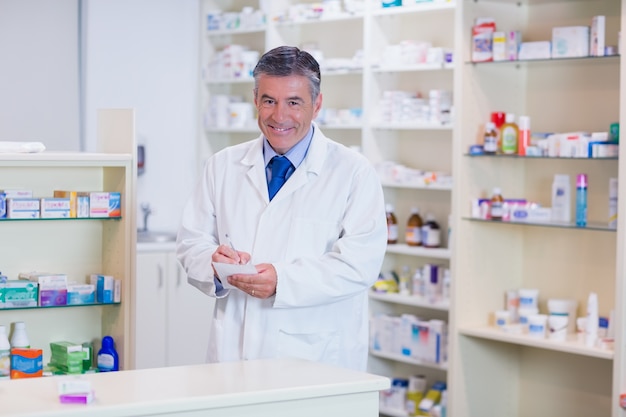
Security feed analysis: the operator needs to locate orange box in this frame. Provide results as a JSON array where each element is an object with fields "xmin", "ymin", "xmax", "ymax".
[{"xmin": 10, "ymin": 348, "xmax": 43, "ymax": 379}]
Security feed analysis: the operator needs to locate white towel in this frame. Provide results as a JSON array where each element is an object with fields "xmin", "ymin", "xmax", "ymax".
[{"xmin": 0, "ymin": 141, "xmax": 46, "ymax": 153}]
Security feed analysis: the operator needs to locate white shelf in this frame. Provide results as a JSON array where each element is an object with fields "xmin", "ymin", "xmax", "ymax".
[
  {"xmin": 369, "ymin": 350, "xmax": 448, "ymax": 371},
  {"xmin": 372, "ymin": 62, "xmax": 453, "ymax": 73},
  {"xmin": 379, "ymin": 407, "xmax": 408, "ymax": 417},
  {"xmin": 371, "ymin": 122, "xmax": 453, "ymax": 131},
  {"xmin": 385, "ymin": 243, "xmax": 451, "ymax": 259},
  {"xmin": 206, "ymin": 26, "xmax": 266, "ymax": 36},
  {"xmin": 316, "ymin": 123, "xmax": 363, "ymax": 130},
  {"xmin": 274, "ymin": 12, "xmax": 365, "ymax": 26},
  {"xmin": 459, "ymin": 327, "xmax": 613, "ymax": 360},
  {"xmin": 371, "ymin": 2, "xmax": 456, "ymax": 17},
  {"xmin": 370, "ymin": 291, "xmax": 449, "ymax": 311},
  {"xmin": 381, "ymin": 180, "xmax": 453, "ymax": 191},
  {"xmin": 205, "ymin": 77, "xmax": 254, "ymax": 85}
]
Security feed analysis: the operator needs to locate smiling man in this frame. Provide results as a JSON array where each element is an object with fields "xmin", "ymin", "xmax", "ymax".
[{"xmin": 176, "ymin": 46, "xmax": 387, "ymax": 371}]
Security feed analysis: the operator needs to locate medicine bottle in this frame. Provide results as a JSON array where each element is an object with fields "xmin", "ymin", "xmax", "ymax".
[
  {"xmin": 386, "ymin": 204, "xmax": 398, "ymax": 244},
  {"xmin": 518, "ymin": 115, "xmax": 531, "ymax": 156},
  {"xmin": 10, "ymin": 321, "xmax": 30, "ymax": 348},
  {"xmin": 0, "ymin": 325, "xmax": 10, "ymax": 379},
  {"xmin": 500, "ymin": 113, "xmax": 518, "ymax": 154},
  {"xmin": 399, "ymin": 265, "xmax": 411, "ymax": 296},
  {"xmin": 422, "ymin": 214, "xmax": 441, "ymax": 248},
  {"xmin": 405, "ymin": 207, "xmax": 423, "ymax": 246},
  {"xmin": 490, "ymin": 187, "xmax": 504, "ymax": 220},
  {"xmin": 97, "ymin": 335, "xmax": 119, "ymax": 372},
  {"xmin": 483, "ymin": 122, "xmax": 498, "ymax": 154},
  {"xmin": 576, "ymin": 174, "xmax": 588, "ymax": 227}
]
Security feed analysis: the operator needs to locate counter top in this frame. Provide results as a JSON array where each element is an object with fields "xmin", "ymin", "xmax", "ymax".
[{"xmin": 0, "ymin": 358, "xmax": 389, "ymax": 417}]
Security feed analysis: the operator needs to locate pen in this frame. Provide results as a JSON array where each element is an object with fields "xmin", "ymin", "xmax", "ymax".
[{"xmin": 225, "ymin": 233, "xmax": 242, "ymax": 264}]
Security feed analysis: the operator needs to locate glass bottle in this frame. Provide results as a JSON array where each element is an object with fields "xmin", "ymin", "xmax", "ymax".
[
  {"xmin": 405, "ymin": 207, "xmax": 423, "ymax": 246},
  {"xmin": 483, "ymin": 122, "xmax": 498, "ymax": 155},
  {"xmin": 490, "ymin": 187, "xmax": 504, "ymax": 221},
  {"xmin": 422, "ymin": 214, "xmax": 441, "ymax": 248},
  {"xmin": 386, "ymin": 204, "xmax": 398, "ymax": 244}
]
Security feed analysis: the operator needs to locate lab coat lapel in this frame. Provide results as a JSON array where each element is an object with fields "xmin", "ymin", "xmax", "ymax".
[
  {"xmin": 269, "ymin": 126, "xmax": 328, "ymax": 203},
  {"xmin": 242, "ymin": 136, "xmax": 270, "ymax": 202}
]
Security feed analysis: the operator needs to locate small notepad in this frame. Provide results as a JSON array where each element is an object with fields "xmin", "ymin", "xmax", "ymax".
[{"xmin": 212, "ymin": 262, "xmax": 257, "ymax": 289}]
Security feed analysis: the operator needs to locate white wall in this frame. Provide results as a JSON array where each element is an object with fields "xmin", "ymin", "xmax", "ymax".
[
  {"xmin": 84, "ymin": 0, "xmax": 200, "ymax": 233},
  {"xmin": 0, "ymin": 0, "xmax": 80, "ymax": 150}
]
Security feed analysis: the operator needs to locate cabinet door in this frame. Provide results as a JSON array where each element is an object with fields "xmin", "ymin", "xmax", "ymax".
[
  {"xmin": 166, "ymin": 252, "xmax": 213, "ymax": 366},
  {"xmin": 134, "ymin": 252, "xmax": 168, "ymax": 369}
]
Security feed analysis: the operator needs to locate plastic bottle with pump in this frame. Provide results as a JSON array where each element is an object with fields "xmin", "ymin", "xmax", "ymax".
[
  {"xmin": 422, "ymin": 214, "xmax": 441, "ymax": 248},
  {"xmin": 97, "ymin": 335, "xmax": 119, "ymax": 372},
  {"xmin": 0, "ymin": 325, "xmax": 10, "ymax": 379},
  {"xmin": 386, "ymin": 204, "xmax": 398, "ymax": 244},
  {"xmin": 405, "ymin": 207, "xmax": 423, "ymax": 246},
  {"xmin": 10, "ymin": 321, "xmax": 30, "ymax": 348},
  {"xmin": 490, "ymin": 187, "xmax": 504, "ymax": 220},
  {"xmin": 500, "ymin": 113, "xmax": 519, "ymax": 154}
]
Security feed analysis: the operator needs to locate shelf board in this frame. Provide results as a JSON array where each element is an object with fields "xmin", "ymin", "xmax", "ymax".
[
  {"xmin": 371, "ymin": 2, "xmax": 456, "ymax": 17},
  {"xmin": 274, "ymin": 12, "xmax": 365, "ymax": 26},
  {"xmin": 0, "ymin": 152, "xmax": 132, "ymax": 167},
  {"xmin": 321, "ymin": 67, "xmax": 363, "ymax": 76},
  {"xmin": 206, "ymin": 26, "xmax": 266, "ymax": 36},
  {"xmin": 372, "ymin": 62, "xmax": 453, "ymax": 73},
  {"xmin": 463, "ymin": 217, "xmax": 617, "ymax": 232},
  {"xmin": 0, "ymin": 216, "xmax": 121, "ymax": 222},
  {"xmin": 466, "ymin": 54, "xmax": 619, "ymax": 66},
  {"xmin": 465, "ymin": 153, "xmax": 618, "ymax": 161},
  {"xmin": 459, "ymin": 326, "xmax": 613, "ymax": 360},
  {"xmin": 369, "ymin": 349, "xmax": 448, "ymax": 370},
  {"xmin": 381, "ymin": 180, "xmax": 452, "ymax": 191},
  {"xmin": 369, "ymin": 291, "xmax": 450, "ymax": 311},
  {"xmin": 205, "ymin": 77, "xmax": 254, "ymax": 85},
  {"xmin": 385, "ymin": 243, "xmax": 451, "ymax": 259},
  {"xmin": 205, "ymin": 127, "xmax": 259, "ymax": 134},
  {"xmin": 379, "ymin": 407, "xmax": 408, "ymax": 417},
  {"xmin": 371, "ymin": 122, "xmax": 453, "ymax": 131},
  {"xmin": 317, "ymin": 123, "xmax": 363, "ymax": 130},
  {"xmin": 1, "ymin": 302, "xmax": 121, "ymax": 312}
]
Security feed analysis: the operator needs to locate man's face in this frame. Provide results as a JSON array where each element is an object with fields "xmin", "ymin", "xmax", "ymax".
[{"xmin": 254, "ymin": 74, "xmax": 322, "ymax": 155}]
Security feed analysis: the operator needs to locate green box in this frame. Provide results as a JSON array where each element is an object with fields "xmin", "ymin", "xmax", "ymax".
[{"xmin": 0, "ymin": 281, "xmax": 38, "ymax": 308}]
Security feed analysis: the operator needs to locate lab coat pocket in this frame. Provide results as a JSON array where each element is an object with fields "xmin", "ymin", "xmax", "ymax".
[
  {"xmin": 277, "ymin": 329, "xmax": 340, "ymax": 364},
  {"xmin": 290, "ymin": 218, "xmax": 341, "ymax": 257}
]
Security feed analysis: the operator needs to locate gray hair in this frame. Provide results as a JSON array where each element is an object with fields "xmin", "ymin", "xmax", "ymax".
[{"xmin": 253, "ymin": 46, "xmax": 321, "ymax": 102}]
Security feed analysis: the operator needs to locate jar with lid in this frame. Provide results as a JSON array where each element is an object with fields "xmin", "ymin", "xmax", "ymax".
[
  {"xmin": 386, "ymin": 204, "xmax": 398, "ymax": 244},
  {"xmin": 405, "ymin": 207, "xmax": 423, "ymax": 246},
  {"xmin": 421, "ymin": 214, "xmax": 441, "ymax": 248}
]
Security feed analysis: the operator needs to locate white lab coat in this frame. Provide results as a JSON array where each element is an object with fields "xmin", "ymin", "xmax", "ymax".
[{"xmin": 176, "ymin": 125, "xmax": 387, "ymax": 371}]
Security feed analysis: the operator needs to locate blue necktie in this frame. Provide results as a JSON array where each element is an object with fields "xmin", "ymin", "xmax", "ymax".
[{"xmin": 268, "ymin": 156, "xmax": 292, "ymax": 200}]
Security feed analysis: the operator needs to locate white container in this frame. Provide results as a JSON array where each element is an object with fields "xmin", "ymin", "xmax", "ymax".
[
  {"xmin": 10, "ymin": 321, "xmax": 30, "ymax": 348},
  {"xmin": 518, "ymin": 288, "xmax": 539, "ymax": 310},
  {"xmin": 495, "ymin": 310, "xmax": 511, "ymax": 328},
  {"xmin": 519, "ymin": 307, "xmax": 539, "ymax": 328},
  {"xmin": 548, "ymin": 315, "xmax": 568, "ymax": 341},
  {"xmin": 547, "ymin": 298, "xmax": 578, "ymax": 334},
  {"xmin": 528, "ymin": 314, "xmax": 548, "ymax": 338},
  {"xmin": 585, "ymin": 292, "xmax": 599, "ymax": 348},
  {"xmin": 551, "ymin": 174, "xmax": 571, "ymax": 223}
]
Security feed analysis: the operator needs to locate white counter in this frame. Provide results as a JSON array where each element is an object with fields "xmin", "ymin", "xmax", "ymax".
[{"xmin": 0, "ymin": 358, "xmax": 389, "ymax": 417}]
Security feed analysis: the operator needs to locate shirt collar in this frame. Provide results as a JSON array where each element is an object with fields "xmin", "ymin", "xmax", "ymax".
[{"xmin": 263, "ymin": 125, "xmax": 314, "ymax": 168}]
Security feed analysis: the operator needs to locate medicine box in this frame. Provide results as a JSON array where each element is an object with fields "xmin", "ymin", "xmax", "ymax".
[
  {"xmin": 7, "ymin": 198, "xmax": 40, "ymax": 219},
  {"xmin": 89, "ymin": 192, "xmax": 122, "ymax": 218},
  {"xmin": 552, "ymin": 26, "xmax": 590, "ymax": 58},
  {"xmin": 90, "ymin": 274, "xmax": 114, "ymax": 303},
  {"xmin": 67, "ymin": 284, "xmax": 96, "ymax": 305},
  {"xmin": 53, "ymin": 190, "xmax": 77, "ymax": 217},
  {"xmin": 0, "ymin": 281, "xmax": 38, "ymax": 308},
  {"xmin": 492, "ymin": 31, "xmax": 507, "ymax": 61},
  {"xmin": 40, "ymin": 198, "xmax": 71, "ymax": 219},
  {"xmin": 20, "ymin": 273, "xmax": 68, "ymax": 307},
  {"xmin": 10, "ymin": 348, "xmax": 43, "ymax": 379}
]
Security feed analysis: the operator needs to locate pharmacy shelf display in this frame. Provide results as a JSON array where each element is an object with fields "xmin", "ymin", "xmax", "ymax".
[
  {"xmin": 451, "ymin": 0, "xmax": 624, "ymax": 416},
  {"xmin": 0, "ymin": 109, "xmax": 136, "ymax": 369},
  {"xmin": 200, "ymin": 1, "xmax": 457, "ymax": 415}
]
